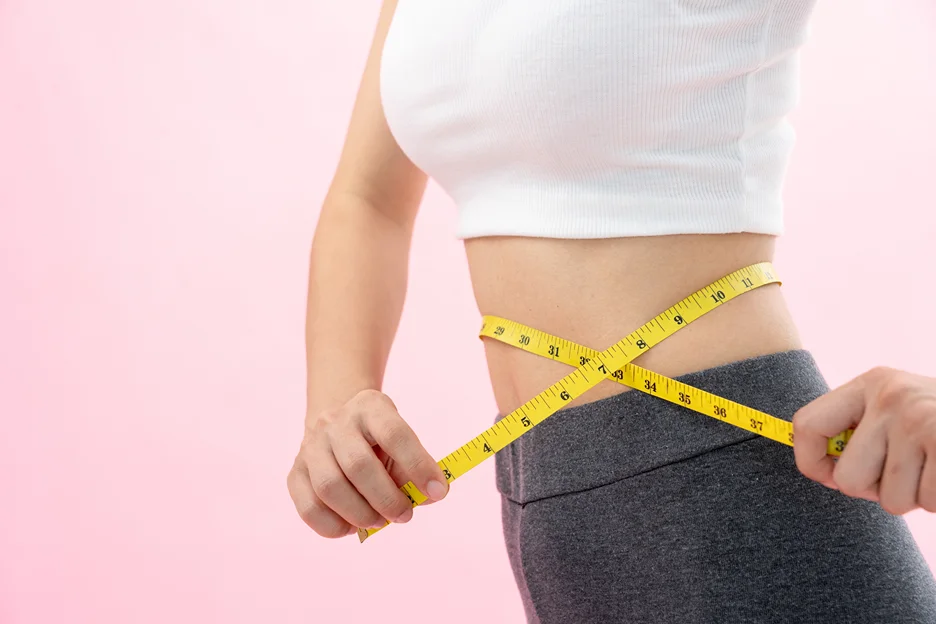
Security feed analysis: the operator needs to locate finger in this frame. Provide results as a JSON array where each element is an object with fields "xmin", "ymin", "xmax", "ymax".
[
  {"xmin": 330, "ymin": 423, "xmax": 418, "ymax": 524},
  {"xmin": 287, "ymin": 465, "xmax": 355, "ymax": 539},
  {"xmin": 308, "ymin": 444, "xmax": 395, "ymax": 529},
  {"xmin": 919, "ymin": 451, "xmax": 936, "ymax": 513},
  {"xmin": 832, "ymin": 412, "xmax": 888, "ymax": 502},
  {"xmin": 878, "ymin": 424, "xmax": 924, "ymax": 515},
  {"xmin": 379, "ymin": 446, "xmax": 440, "ymax": 506},
  {"xmin": 355, "ymin": 392, "xmax": 449, "ymax": 503},
  {"xmin": 793, "ymin": 375, "xmax": 868, "ymax": 488}
]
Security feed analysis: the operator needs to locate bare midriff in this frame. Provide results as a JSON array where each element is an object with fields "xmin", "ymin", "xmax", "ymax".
[{"xmin": 464, "ymin": 233, "xmax": 802, "ymax": 416}]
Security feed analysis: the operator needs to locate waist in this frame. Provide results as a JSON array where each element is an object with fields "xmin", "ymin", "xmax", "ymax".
[{"xmin": 464, "ymin": 233, "xmax": 802, "ymax": 416}]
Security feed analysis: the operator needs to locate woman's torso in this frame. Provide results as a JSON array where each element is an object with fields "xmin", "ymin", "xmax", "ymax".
[{"xmin": 380, "ymin": 0, "xmax": 814, "ymax": 415}]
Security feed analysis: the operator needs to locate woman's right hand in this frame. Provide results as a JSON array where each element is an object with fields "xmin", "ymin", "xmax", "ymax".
[{"xmin": 287, "ymin": 389, "xmax": 449, "ymax": 538}]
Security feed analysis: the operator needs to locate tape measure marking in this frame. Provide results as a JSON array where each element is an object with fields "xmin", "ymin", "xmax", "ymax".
[
  {"xmin": 357, "ymin": 262, "xmax": 849, "ymax": 543},
  {"xmin": 479, "ymin": 317, "xmax": 853, "ymax": 454}
]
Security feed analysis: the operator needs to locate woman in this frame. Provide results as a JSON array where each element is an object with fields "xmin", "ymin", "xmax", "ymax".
[{"xmin": 289, "ymin": 1, "xmax": 936, "ymax": 621}]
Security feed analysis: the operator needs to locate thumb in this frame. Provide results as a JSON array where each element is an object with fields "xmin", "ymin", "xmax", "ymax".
[
  {"xmin": 792, "ymin": 374, "xmax": 868, "ymax": 488},
  {"xmin": 377, "ymin": 447, "xmax": 445, "ymax": 506}
]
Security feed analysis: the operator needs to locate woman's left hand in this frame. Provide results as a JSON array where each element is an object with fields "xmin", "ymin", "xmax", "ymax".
[{"xmin": 792, "ymin": 366, "xmax": 936, "ymax": 515}]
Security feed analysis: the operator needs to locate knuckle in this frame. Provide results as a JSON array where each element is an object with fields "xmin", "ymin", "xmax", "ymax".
[
  {"xmin": 377, "ymin": 491, "xmax": 409, "ymax": 519},
  {"xmin": 344, "ymin": 451, "xmax": 374, "ymax": 479},
  {"xmin": 875, "ymin": 371, "xmax": 915, "ymax": 411},
  {"xmin": 866, "ymin": 366, "xmax": 898, "ymax": 385},
  {"xmin": 312, "ymin": 473, "xmax": 343, "ymax": 501},
  {"xmin": 355, "ymin": 388, "xmax": 392, "ymax": 410},
  {"xmin": 296, "ymin": 498, "xmax": 348, "ymax": 539},
  {"xmin": 306, "ymin": 413, "xmax": 341, "ymax": 445},
  {"xmin": 406, "ymin": 454, "xmax": 431, "ymax": 477},
  {"xmin": 307, "ymin": 417, "xmax": 329, "ymax": 439},
  {"xmin": 381, "ymin": 422, "xmax": 412, "ymax": 450},
  {"xmin": 296, "ymin": 498, "xmax": 320, "ymax": 524},
  {"xmin": 791, "ymin": 409, "xmax": 811, "ymax": 437},
  {"xmin": 320, "ymin": 408, "xmax": 342, "ymax": 427},
  {"xmin": 831, "ymin": 466, "xmax": 863, "ymax": 498},
  {"xmin": 303, "ymin": 416, "xmax": 341, "ymax": 453},
  {"xmin": 286, "ymin": 461, "xmax": 305, "ymax": 487}
]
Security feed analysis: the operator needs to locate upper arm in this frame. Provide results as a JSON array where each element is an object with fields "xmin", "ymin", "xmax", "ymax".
[{"xmin": 325, "ymin": 0, "xmax": 428, "ymax": 230}]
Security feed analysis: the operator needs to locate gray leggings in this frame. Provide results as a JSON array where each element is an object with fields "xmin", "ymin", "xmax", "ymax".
[{"xmin": 494, "ymin": 350, "xmax": 936, "ymax": 623}]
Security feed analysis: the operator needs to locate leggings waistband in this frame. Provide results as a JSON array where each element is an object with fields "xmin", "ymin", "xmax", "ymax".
[{"xmin": 494, "ymin": 349, "xmax": 828, "ymax": 504}]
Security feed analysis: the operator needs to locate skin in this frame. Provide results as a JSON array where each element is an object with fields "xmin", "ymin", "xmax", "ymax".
[{"xmin": 288, "ymin": 0, "xmax": 936, "ymax": 539}]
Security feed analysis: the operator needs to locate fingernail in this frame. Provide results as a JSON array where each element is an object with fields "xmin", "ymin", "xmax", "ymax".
[
  {"xmin": 427, "ymin": 480, "xmax": 447, "ymax": 501},
  {"xmin": 395, "ymin": 507, "xmax": 413, "ymax": 524}
]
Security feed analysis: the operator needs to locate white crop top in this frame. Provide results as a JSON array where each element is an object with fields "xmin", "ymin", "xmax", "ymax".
[{"xmin": 379, "ymin": 0, "xmax": 817, "ymax": 239}]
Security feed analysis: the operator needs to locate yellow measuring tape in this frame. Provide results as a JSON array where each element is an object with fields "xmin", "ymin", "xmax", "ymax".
[{"xmin": 358, "ymin": 262, "xmax": 853, "ymax": 542}]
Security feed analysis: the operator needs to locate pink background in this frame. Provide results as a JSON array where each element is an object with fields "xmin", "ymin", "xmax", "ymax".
[{"xmin": 1, "ymin": 1, "xmax": 934, "ymax": 622}]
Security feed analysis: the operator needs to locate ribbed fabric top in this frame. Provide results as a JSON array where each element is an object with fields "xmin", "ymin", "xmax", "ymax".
[{"xmin": 379, "ymin": 0, "xmax": 817, "ymax": 239}]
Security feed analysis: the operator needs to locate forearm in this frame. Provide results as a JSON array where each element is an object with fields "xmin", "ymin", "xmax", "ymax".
[{"xmin": 305, "ymin": 190, "xmax": 413, "ymax": 420}]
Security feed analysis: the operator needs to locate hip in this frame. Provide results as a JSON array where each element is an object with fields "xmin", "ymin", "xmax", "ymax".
[{"xmin": 495, "ymin": 350, "xmax": 936, "ymax": 623}]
